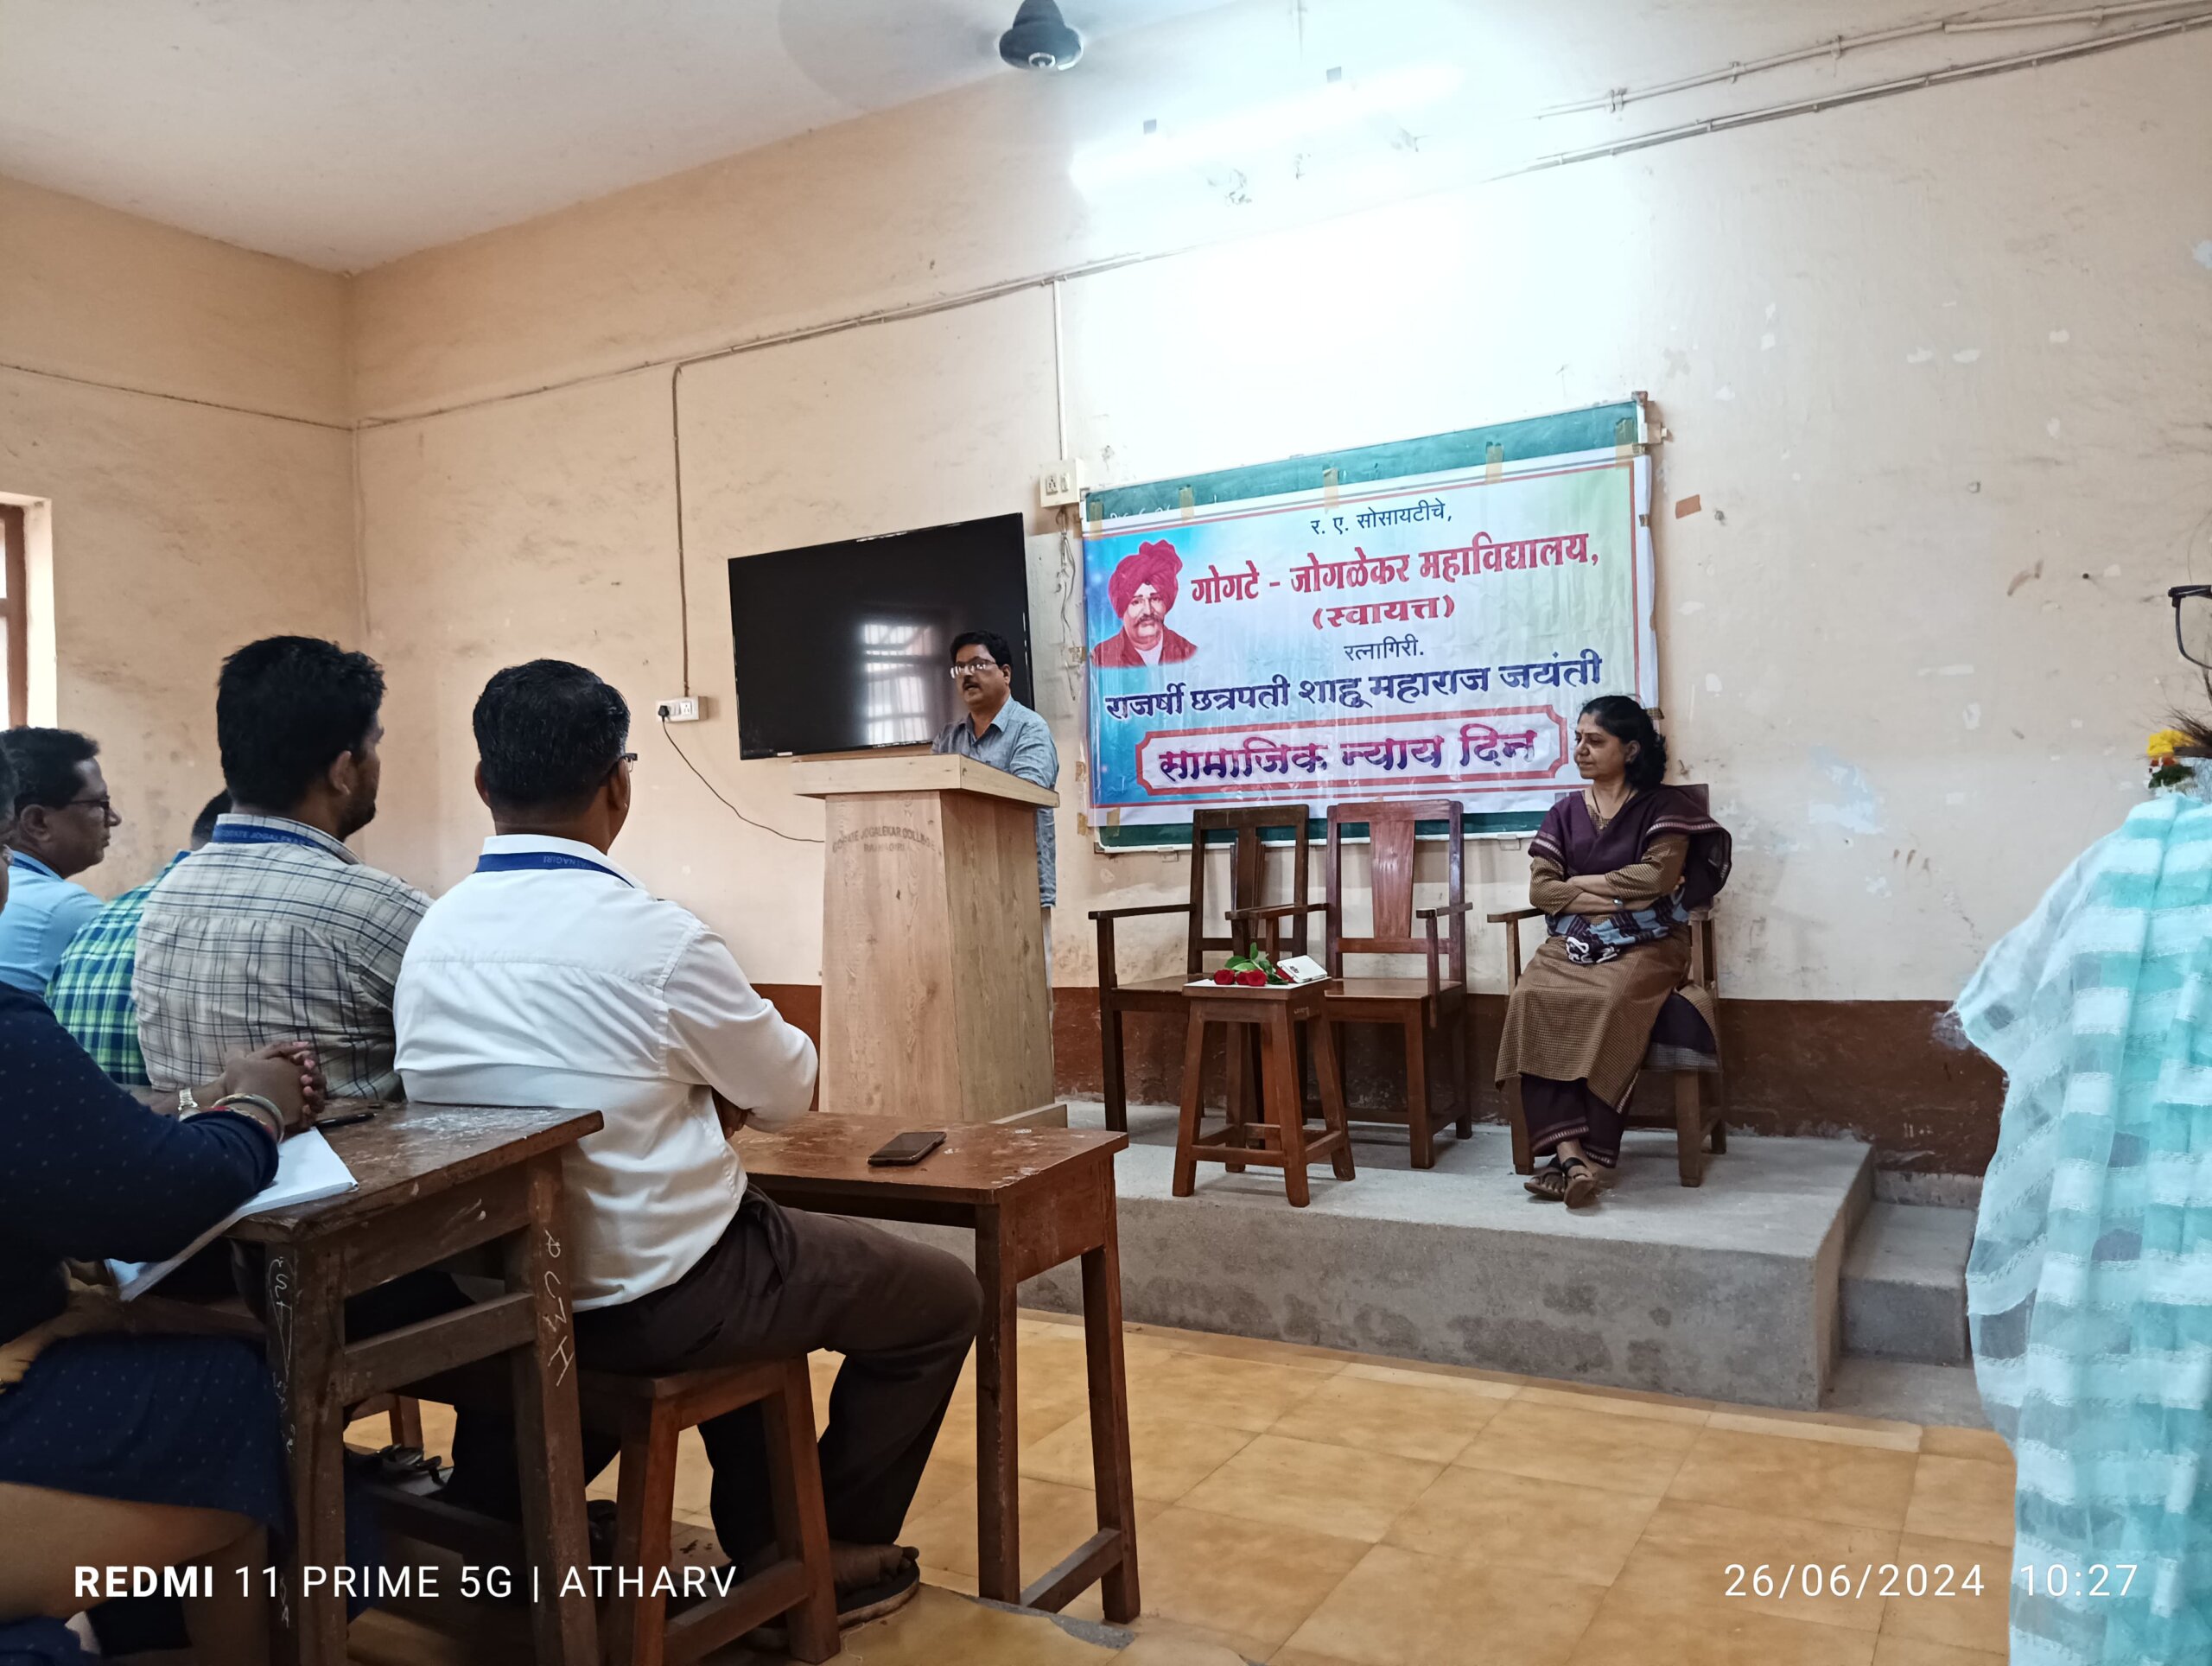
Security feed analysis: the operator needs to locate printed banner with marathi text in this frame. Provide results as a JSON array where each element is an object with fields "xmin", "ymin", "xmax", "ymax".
[{"xmin": 1083, "ymin": 443, "xmax": 1655, "ymax": 825}]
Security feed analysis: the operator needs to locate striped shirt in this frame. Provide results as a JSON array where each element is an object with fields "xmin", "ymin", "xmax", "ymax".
[
  {"xmin": 46, "ymin": 853, "xmax": 185, "ymax": 1087},
  {"xmin": 135, "ymin": 814, "xmax": 431, "ymax": 1101}
]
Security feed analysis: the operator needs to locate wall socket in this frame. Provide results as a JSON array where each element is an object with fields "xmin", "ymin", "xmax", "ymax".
[
  {"xmin": 1038, "ymin": 458, "xmax": 1084, "ymax": 507},
  {"xmin": 656, "ymin": 696, "xmax": 702, "ymax": 722}
]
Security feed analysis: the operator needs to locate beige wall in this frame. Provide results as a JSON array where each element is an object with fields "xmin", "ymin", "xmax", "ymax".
[
  {"xmin": 348, "ymin": 10, "xmax": 2212, "ymax": 1002},
  {"xmin": 13, "ymin": 2, "xmax": 2207, "ymax": 1007},
  {"xmin": 0, "ymin": 175, "xmax": 357, "ymax": 890}
]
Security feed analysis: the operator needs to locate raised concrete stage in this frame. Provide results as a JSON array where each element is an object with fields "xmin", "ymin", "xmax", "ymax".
[{"xmin": 1002, "ymin": 1103, "xmax": 1874, "ymax": 1412}]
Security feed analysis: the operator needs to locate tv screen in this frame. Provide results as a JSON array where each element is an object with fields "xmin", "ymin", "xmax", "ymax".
[{"xmin": 727, "ymin": 512, "xmax": 1034, "ymax": 759}]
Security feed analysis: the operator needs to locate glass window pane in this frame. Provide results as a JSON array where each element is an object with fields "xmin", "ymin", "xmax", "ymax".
[{"xmin": 859, "ymin": 618, "xmax": 941, "ymax": 747}]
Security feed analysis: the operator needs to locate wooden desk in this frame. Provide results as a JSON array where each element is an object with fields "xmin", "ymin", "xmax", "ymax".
[
  {"xmin": 740, "ymin": 1119, "xmax": 1138, "ymax": 1622},
  {"xmin": 232, "ymin": 1102, "xmax": 605, "ymax": 1666}
]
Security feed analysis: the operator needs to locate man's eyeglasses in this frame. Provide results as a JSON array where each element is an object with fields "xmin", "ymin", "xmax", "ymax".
[
  {"xmin": 62, "ymin": 795, "xmax": 117, "ymax": 820},
  {"xmin": 949, "ymin": 660, "xmax": 1002, "ymax": 680},
  {"xmin": 2173, "ymin": 587, "xmax": 2212, "ymax": 669}
]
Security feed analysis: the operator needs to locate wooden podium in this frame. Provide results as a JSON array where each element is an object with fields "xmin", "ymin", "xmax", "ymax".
[{"xmin": 791, "ymin": 753, "xmax": 1059, "ymax": 1124}]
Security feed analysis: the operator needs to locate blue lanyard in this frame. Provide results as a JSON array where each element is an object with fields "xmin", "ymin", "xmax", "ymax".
[
  {"xmin": 474, "ymin": 850, "xmax": 633, "ymax": 887},
  {"xmin": 207, "ymin": 823, "xmax": 329, "ymax": 852}
]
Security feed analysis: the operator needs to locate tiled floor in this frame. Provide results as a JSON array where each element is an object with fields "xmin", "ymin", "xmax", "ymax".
[{"xmin": 359, "ymin": 1313, "xmax": 2014, "ymax": 1664}]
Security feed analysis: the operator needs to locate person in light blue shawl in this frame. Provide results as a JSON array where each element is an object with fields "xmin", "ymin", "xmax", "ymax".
[{"xmin": 1955, "ymin": 719, "xmax": 2212, "ymax": 1666}]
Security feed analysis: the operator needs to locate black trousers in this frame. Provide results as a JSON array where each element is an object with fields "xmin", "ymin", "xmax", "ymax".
[{"xmin": 456, "ymin": 1191, "xmax": 981, "ymax": 1562}]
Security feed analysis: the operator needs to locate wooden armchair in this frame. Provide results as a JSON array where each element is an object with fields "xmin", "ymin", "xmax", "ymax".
[
  {"xmin": 1490, "ymin": 786, "xmax": 1727, "ymax": 1186},
  {"xmin": 1090, "ymin": 804, "xmax": 1313, "ymax": 1132},
  {"xmin": 1227, "ymin": 799, "xmax": 1473, "ymax": 1168}
]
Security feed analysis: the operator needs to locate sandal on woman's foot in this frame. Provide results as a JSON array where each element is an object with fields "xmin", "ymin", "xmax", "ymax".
[
  {"xmin": 1523, "ymin": 1157, "xmax": 1569, "ymax": 1201},
  {"xmin": 1560, "ymin": 1155, "xmax": 1600, "ymax": 1208}
]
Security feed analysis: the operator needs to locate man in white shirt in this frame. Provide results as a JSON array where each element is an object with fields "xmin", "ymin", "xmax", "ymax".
[{"xmin": 396, "ymin": 659, "xmax": 978, "ymax": 1620}]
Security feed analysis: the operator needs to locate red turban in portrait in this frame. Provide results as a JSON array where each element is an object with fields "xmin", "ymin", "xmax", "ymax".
[{"xmin": 1109, "ymin": 541, "xmax": 1182, "ymax": 616}]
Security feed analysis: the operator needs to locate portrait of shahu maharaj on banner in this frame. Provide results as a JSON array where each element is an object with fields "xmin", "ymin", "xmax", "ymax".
[{"xmin": 1090, "ymin": 540, "xmax": 1200, "ymax": 668}]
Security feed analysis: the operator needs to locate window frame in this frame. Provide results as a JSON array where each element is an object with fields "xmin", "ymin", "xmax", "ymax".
[{"xmin": 0, "ymin": 506, "xmax": 26, "ymax": 728}]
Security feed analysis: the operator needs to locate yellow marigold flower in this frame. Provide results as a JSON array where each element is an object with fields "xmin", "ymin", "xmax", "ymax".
[{"xmin": 2147, "ymin": 728, "xmax": 2192, "ymax": 760}]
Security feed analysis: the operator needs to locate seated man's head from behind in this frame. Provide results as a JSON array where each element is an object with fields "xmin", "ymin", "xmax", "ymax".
[
  {"xmin": 473, "ymin": 660, "xmax": 633, "ymax": 848},
  {"xmin": 1, "ymin": 728, "xmax": 118, "ymax": 880},
  {"xmin": 188, "ymin": 790, "xmax": 232, "ymax": 850},
  {"xmin": 219, "ymin": 636, "xmax": 386, "ymax": 840}
]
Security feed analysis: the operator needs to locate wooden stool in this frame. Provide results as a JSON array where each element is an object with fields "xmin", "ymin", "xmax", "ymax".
[
  {"xmin": 580, "ymin": 1360, "xmax": 840, "ymax": 1666},
  {"xmin": 352, "ymin": 1391, "xmax": 424, "ymax": 1448},
  {"xmin": 378, "ymin": 1358, "xmax": 839, "ymax": 1666},
  {"xmin": 1173, "ymin": 979, "xmax": 1354, "ymax": 1206}
]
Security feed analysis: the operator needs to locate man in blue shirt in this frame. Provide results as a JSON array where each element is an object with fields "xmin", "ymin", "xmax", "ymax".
[
  {"xmin": 0, "ymin": 728, "xmax": 120, "ymax": 995},
  {"xmin": 931, "ymin": 631, "xmax": 1059, "ymax": 975}
]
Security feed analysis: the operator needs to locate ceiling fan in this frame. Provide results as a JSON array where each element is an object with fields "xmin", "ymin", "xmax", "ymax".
[{"xmin": 999, "ymin": 0, "xmax": 1083, "ymax": 71}]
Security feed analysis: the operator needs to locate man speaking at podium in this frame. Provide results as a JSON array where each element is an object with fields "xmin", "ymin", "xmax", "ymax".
[{"xmin": 932, "ymin": 632, "xmax": 1059, "ymax": 978}]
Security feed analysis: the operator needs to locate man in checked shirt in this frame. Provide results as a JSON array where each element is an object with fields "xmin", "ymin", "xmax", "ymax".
[
  {"xmin": 130, "ymin": 635, "xmax": 513, "ymax": 1503},
  {"xmin": 136, "ymin": 635, "xmax": 429, "ymax": 1104}
]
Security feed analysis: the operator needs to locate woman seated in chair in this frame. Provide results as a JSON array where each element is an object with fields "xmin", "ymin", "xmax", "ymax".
[
  {"xmin": 1496, "ymin": 696, "xmax": 1732, "ymax": 1207},
  {"xmin": 0, "ymin": 757, "xmax": 320, "ymax": 1663}
]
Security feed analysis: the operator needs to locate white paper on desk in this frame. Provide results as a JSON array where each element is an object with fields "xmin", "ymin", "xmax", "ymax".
[
  {"xmin": 107, "ymin": 1129, "xmax": 357, "ymax": 1300},
  {"xmin": 1186, "ymin": 955, "xmax": 1330, "ymax": 988}
]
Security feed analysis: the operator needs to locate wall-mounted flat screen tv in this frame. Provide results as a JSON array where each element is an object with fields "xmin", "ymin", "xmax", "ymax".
[{"xmin": 727, "ymin": 512, "xmax": 1033, "ymax": 758}]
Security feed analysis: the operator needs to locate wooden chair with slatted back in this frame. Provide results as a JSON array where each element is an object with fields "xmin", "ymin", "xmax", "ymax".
[
  {"xmin": 1229, "ymin": 800, "xmax": 1471, "ymax": 1167},
  {"xmin": 1090, "ymin": 804, "xmax": 1313, "ymax": 1132}
]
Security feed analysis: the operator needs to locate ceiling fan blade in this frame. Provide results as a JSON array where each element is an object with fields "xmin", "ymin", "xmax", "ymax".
[{"xmin": 777, "ymin": 0, "xmax": 1000, "ymax": 111}]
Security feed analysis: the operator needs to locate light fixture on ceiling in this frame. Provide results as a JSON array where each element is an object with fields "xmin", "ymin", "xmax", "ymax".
[
  {"xmin": 1001, "ymin": 0, "xmax": 1084, "ymax": 71},
  {"xmin": 1071, "ymin": 63, "xmax": 1464, "ymax": 192}
]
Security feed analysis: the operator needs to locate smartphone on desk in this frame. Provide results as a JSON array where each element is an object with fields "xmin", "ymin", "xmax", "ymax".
[{"xmin": 868, "ymin": 1130, "xmax": 947, "ymax": 1167}]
